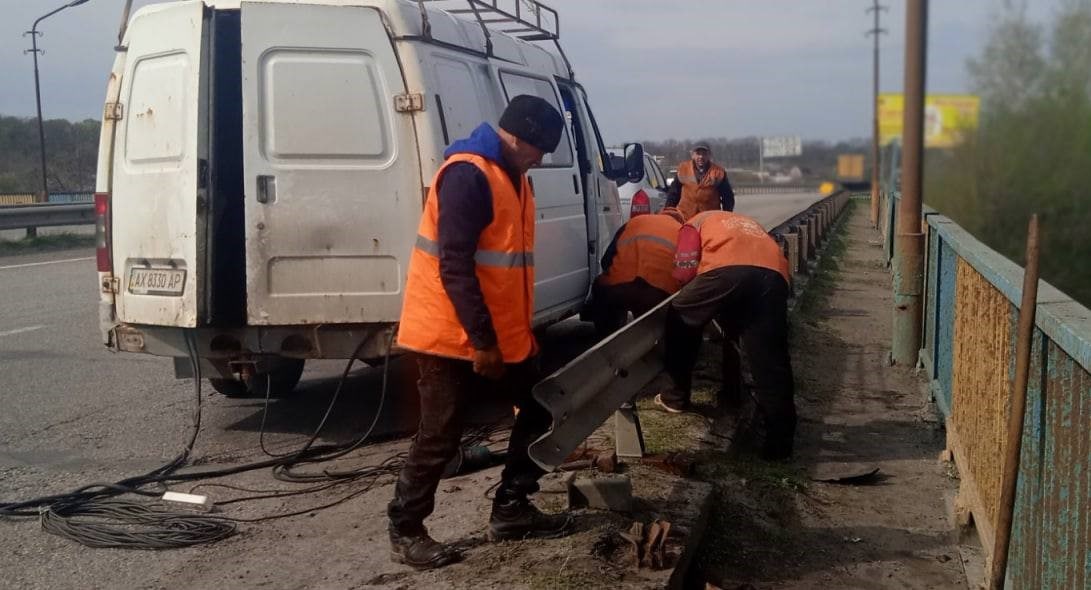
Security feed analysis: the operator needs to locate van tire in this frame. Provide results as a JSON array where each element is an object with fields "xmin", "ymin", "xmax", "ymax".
[{"xmin": 209, "ymin": 359, "xmax": 306, "ymax": 398}]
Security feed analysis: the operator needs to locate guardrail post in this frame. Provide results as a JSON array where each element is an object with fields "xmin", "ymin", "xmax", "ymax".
[
  {"xmin": 25, "ymin": 191, "xmax": 44, "ymax": 238},
  {"xmin": 784, "ymin": 232, "xmax": 801, "ymax": 278},
  {"xmin": 808, "ymin": 215, "xmax": 818, "ymax": 253},
  {"xmin": 797, "ymin": 223, "xmax": 810, "ymax": 265}
]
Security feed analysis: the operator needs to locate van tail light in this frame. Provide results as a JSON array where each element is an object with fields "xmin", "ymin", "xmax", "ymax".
[
  {"xmin": 630, "ymin": 189, "xmax": 651, "ymax": 218},
  {"xmin": 94, "ymin": 192, "xmax": 112, "ymax": 273}
]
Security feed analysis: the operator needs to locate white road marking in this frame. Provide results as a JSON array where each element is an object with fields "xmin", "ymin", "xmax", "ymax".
[
  {"xmin": 0, "ymin": 257, "xmax": 94, "ymax": 271},
  {"xmin": 0, "ymin": 325, "xmax": 44, "ymax": 338}
]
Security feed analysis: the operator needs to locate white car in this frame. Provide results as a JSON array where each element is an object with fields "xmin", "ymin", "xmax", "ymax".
[{"xmin": 607, "ymin": 144, "xmax": 670, "ymax": 220}]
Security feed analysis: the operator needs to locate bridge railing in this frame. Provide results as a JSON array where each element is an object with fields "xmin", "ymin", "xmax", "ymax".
[{"xmin": 881, "ymin": 190, "xmax": 1091, "ymax": 587}]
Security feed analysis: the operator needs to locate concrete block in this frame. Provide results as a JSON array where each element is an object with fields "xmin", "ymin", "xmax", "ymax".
[{"xmin": 568, "ymin": 475, "xmax": 633, "ymax": 512}]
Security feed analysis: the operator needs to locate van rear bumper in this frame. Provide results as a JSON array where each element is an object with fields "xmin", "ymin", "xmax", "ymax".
[{"xmin": 108, "ymin": 322, "xmax": 398, "ymax": 363}]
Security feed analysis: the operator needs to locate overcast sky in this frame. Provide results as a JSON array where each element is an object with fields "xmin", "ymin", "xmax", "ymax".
[{"xmin": 0, "ymin": 0, "xmax": 1064, "ymax": 142}]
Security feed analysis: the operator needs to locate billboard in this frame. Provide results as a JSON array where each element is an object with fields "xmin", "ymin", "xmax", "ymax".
[
  {"xmin": 836, "ymin": 154, "xmax": 865, "ymax": 180},
  {"xmin": 878, "ymin": 94, "xmax": 980, "ymax": 148},
  {"xmin": 761, "ymin": 136, "xmax": 802, "ymax": 158}
]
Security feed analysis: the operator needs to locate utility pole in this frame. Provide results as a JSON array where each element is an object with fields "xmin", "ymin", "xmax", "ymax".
[
  {"xmin": 866, "ymin": 0, "xmax": 888, "ymax": 229},
  {"xmin": 892, "ymin": 0, "xmax": 927, "ymax": 366},
  {"xmin": 24, "ymin": 0, "xmax": 91, "ymax": 238}
]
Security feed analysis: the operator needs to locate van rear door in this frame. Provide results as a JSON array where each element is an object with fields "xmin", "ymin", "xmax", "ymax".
[
  {"xmin": 240, "ymin": 2, "xmax": 420, "ymax": 325},
  {"xmin": 111, "ymin": 1, "xmax": 208, "ymax": 327}
]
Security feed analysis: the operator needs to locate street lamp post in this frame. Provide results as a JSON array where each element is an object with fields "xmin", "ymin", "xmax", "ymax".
[{"xmin": 24, "ymin": 0, "xmax": 91, "ymax": 237}]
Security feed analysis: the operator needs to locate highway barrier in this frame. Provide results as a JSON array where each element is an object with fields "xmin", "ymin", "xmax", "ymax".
[{"xmin": 0, "ymin": 203, "xmax": 96, "ymax": 231}]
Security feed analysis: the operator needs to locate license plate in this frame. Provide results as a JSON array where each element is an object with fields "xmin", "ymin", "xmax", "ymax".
[{"xmin": 128, "ymin": 267, "xmax": 187, "ymax": 296}]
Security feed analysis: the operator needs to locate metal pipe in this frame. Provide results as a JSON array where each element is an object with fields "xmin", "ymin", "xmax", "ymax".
[
  {"xmin": 28, "ymin": 28, "xmax": 47, "ymax": 225},
  {"xmin": 891, "ymin": 0, "xmax": 927, "ymax": 366},
  {"xmin": 990, "ymin": 215, "xmax": 1040, "ymax": 590},
  {"xmin": 867, "ymin": 1, "xmax": 886, "ymax": 228}
]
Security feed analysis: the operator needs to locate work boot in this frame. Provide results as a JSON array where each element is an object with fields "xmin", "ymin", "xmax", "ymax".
[
  {"xmin": 488, "ymin": 497, "xmax": 573, "ymax": 542},
  {"xmin": 389, "ymin": 525, "xmax": 461, "ymax": 570}
]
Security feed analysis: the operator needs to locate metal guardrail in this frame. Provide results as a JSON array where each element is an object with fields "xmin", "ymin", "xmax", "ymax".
[
  {"xmin": 734, "ymin": 183, "xmax": 821, "ymax": 195},
  {"xmin": 0, "ymin": 203, "xmax": 95, "ymax": 231},
  {"xmin": 529, "ymin": 191, "xmax": 853, "ymax": 469},
  {"xmin": 881, "ymin": 190, "xmax": 1091, "ymax": 587}
]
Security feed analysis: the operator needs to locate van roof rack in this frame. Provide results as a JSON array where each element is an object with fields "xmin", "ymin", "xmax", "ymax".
[{"xmin": 415, "ymin": 0, "xmax": 573, "ymax": 77}]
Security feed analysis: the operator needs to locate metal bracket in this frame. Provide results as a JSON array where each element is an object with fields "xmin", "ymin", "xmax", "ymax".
[
  {"xmin": 614, "ymin": 402, "xmax": 646, "ymax": 459},
  {"xmin": 104, "ymin": 102, "xmax": 124, "ymax": 120},
  {"xmin": 101, "ymin": 276, "xmax": 120, "ymax": 295},
  {"xmin": 394, "ymin": 93, "xmax": 425, "ymax": 112}
]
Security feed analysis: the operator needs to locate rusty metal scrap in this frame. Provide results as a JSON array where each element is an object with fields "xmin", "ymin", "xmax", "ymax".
[{"xmin": 615, "ymin": 519, "xmax": 673, "ymax": 571}]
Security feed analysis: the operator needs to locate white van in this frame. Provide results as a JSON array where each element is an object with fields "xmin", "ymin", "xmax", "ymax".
[{"xmin": 94, "ymin": 0, "xmax": 638, "ymax": 396}]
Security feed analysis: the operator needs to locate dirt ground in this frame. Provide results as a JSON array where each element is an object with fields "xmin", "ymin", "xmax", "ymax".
[{"xmin": 678, "ymin": 202, "xmax": 969, "ymax": 589}]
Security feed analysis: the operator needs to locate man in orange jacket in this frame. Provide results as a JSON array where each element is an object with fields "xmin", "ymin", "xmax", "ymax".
[
  {"xmin": 389, "ymin": 95, "xmax": 569, "ymax": 569},
  {"xmin": 654, "ymin": 210, "xmax": 797, "ymax": 461},
  {"xmin": 665, "ymin": 144, "xmax": 735, "ymax": 219},
  {"xmin": 589, "ymin": 207, "xmax": 685, "ymax": 333}
]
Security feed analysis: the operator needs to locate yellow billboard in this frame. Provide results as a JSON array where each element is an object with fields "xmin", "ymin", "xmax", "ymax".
[{"xmin": 878, "ymin": 94, "xmax": 980, "ymax": 148}]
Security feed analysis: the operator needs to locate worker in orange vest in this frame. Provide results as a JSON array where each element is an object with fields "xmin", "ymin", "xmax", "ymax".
[
  {"xmin": 589, "ymin": 207, "xmax": 685, "ymax": 333},
  {"xmin": 666, "ymin": 144, "xmax": 735, "ymax": 220},
  {"xmin": 654, "ymin": 210, "xmax": 796, "ymax": 461},
  {"xmin": 390, "ymin": 95, "xmax": 570, "ymax": 569}
]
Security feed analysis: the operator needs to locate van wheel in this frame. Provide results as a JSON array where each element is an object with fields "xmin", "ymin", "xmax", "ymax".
[{"xmin": 208, "ymin": 359, "xmax": 306, "ymax": 398}]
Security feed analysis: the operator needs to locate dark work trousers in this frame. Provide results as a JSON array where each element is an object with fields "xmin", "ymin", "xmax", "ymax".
[
  {"xmin": 662, "ymin": 266, "xmax": 797, "ymax": 453},
  {"xmin": 388, "ymin": 353, "xmax": 550, "ymax": 534},
  {"xmin": 592, "ymin": 278, "xmax": 671, "ymax": 319}
]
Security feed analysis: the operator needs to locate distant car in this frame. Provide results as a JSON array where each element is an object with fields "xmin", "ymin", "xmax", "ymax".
[{"xmin": 607, "ymin": 145, "xmax": 670, "ymax": 220}]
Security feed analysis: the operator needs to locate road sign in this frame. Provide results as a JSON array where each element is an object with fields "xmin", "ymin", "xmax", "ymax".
[{"xmin": 761, "ymin": 136, "xmax": 802, "ymax": 158}]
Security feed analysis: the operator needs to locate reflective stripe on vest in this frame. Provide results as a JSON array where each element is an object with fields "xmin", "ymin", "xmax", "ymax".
[
  {"xmin": 415, "ymin": 235, "xmax": 534, "ymax": 268},
  {"xmin": 616, "ymin": 234, "xmax": 676, "ymax": 252}
]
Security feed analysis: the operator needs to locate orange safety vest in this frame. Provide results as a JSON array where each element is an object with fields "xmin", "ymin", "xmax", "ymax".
[
  {"xmin": 398, "ymin": 154, "xmax": 536, "ymax": 363},
  {"xmin": 599, "ymin": 213, "xmax": 682, "ymax": 294},
  {"xmin": 687, "ymin": 210, "xmax": 790, "ymax": 283},
  {"xmin": 675, "ymin": 160, "xmax": 728, "ymax": 220}
]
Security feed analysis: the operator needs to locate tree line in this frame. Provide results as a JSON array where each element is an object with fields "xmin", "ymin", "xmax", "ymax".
[
  {"xmin": 0, "ymin": 115, "xmax": 99, "ymax": 194},
  {"xmin": 924, "ymin": 0, "xmax": 1091, "ymax": 307}
]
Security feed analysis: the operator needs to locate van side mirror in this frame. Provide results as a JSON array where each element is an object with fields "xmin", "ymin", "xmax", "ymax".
[{"xmin": 623, "ymin": 143, "xmax": 644, "ymax": 183}]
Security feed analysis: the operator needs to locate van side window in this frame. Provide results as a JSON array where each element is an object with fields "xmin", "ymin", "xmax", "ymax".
[
  {"xmin": 433, "ymin": 56, "xmax": 488, "ymax": 146},
  {"xmin": 498, "ymin": 72, "xmax": 574, "ymax": 168}
]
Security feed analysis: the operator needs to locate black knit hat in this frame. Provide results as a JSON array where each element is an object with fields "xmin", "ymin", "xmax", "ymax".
[{"xmin": 499, "ymin": 95, "xmax": 565, "ymax": 153}]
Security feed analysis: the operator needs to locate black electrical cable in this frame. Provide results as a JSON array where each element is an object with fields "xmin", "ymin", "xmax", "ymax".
[
  {"xmin": 3, "ymin": 324, "xmax": 514, "ymax": 548},
  {"xmin": 40, "ymin": 499, "xmax": 236, "ymax": 550},
  {"xmin": 270, "ymin": 328, "xmax": 399, "ymax": 482}
]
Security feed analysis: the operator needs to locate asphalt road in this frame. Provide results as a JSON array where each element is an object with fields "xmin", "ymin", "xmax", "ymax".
[{"xmin": 0, "ymin": 191, "xmax": 823, "ymax": 589}]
